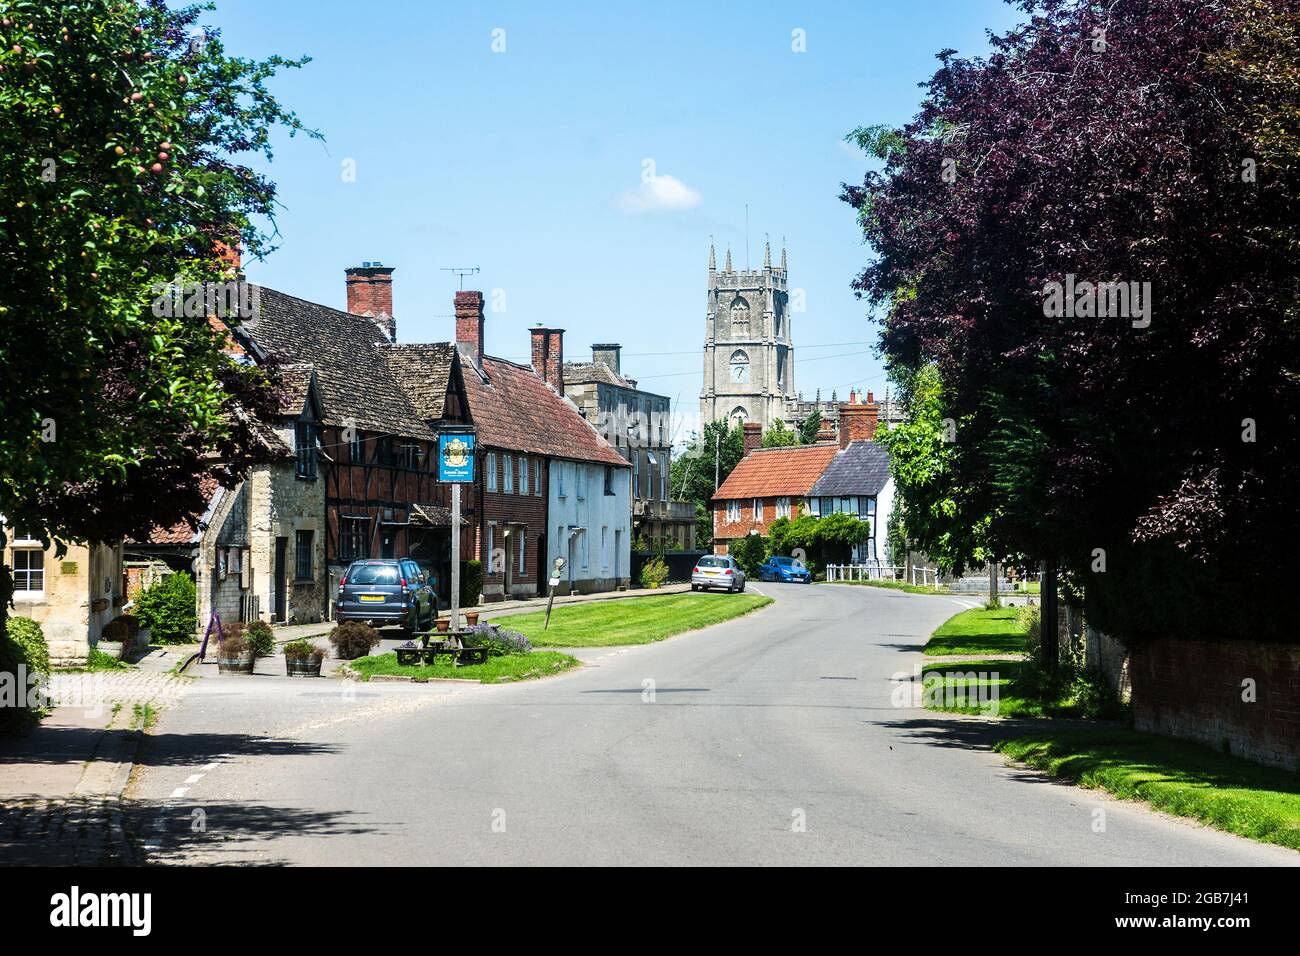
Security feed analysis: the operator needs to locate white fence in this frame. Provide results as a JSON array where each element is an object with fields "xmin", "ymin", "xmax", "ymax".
[{"xmin": 824, "ymin": 563, "xmax": 940, "ymax": 589}]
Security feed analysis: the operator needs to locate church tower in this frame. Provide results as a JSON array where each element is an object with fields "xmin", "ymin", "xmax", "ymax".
[{"xmin": 700, "ymin": 238, "xmax": 795, "ymax": 430}]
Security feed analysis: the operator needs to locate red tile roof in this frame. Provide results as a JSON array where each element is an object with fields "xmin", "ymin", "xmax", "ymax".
[
  {"xmin": 141, "ymin": 475, "xmax": 221, "ymax": 546},
  {"xmin": 712, "ymin": 443, "xmax": 841, "ymax": 501},
  {"xmin": 463, "ymin": 356, "xmax": 627, "ymax": 466}
]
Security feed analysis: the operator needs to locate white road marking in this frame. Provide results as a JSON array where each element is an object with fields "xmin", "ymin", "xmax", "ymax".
[
  {"xmin": 184, "ymin": 773, "xmax": 204, "ymax": 784},
  {"xmin": 170, "ymin": 787, "xmax": 189, "ymax": 798}
]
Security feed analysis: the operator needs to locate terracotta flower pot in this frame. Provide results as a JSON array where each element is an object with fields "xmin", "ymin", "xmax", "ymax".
[
  {"xmin": 464, "ymin": 611, "xmax": 480, "ymax": 627},
  {"xmin": 435, "ymin": 619, "xmax": 450, "ymax": 633}
]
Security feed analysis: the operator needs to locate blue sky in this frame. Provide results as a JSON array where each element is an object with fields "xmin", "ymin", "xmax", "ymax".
[{"xmin": 211, "ymin": 0, "xmax": 1025, "ymax": 442}]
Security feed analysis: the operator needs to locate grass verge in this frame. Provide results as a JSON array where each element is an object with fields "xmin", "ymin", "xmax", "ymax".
[
  {"xmin": 347, "ymin": 650, "xmax": 579, "ymax": 684},
  {"xmin": 825, "ymin": 578, "xmax": 946, "ymax": 596},
  {"xmin": 925, "ymin": 606, "xmax": 1031, "ymax": 656},
  {"xmin": 996, "ymin": 729, "xmax": 1300, "ymax": 851},
  {"xmin": 502, "ymin": 592, "xmax": 772, "ymax": 648}
]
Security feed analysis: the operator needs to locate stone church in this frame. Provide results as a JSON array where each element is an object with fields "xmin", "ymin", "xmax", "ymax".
[{"xmin": 699, "ymin": 239, "xmax": 797, "ymax": 430}]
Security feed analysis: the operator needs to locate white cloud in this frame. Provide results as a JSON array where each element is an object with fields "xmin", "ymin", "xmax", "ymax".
[{"xmin": 615, "ymin": 174, "xmax": 702, "ymax": 215}]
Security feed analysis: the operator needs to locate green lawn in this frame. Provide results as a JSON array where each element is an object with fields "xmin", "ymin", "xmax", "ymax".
[
  {"xmin": 996, "ymin": 730, "xmax": 1300, "ymax": 851},
  {"xmin": 920, "ymin": 659, "xmax": 1118, "ymax": 718},
  {"xmin": 501, "ymin": 592, "xmax": 773, "ymax": 647},
  {"xmin": 347, "ymin": 650, "xmax": 579, "ymax": 684},
  {"xmin": 925, "ymin": 606, "xmax": 1031, "ymax": 656}
]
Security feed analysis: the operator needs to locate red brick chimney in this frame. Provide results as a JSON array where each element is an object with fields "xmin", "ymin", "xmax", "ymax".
[
  {"xmin": 530, "ymin": 325, "xmax": 564, "ymax": 393},
  {"xmin": 839, "ymin": 390, "xmax": 880, "ymax": 448},
  {"xmin": 742, "ymin": 421, "xmax": 763, "ymax": 456},
  {"xmin": 345, "ymin": 262, "xmax": 395, "ymax": 342},
  {"xmin": 214, "ymin": 239, "xmax": 241, "ymax": 277},
  {"xmin": 455, "ymin": 290, "xmax": 485, "ymax": 371}
]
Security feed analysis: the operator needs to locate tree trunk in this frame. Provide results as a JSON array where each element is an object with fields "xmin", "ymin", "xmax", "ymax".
[
  {"xmin": 1040, "ymin": 559, "xmax": 1059, "ymax": 670},
  {"xmin": 988, "ymin": 560, "xmax": 999, "ymax": 608}
]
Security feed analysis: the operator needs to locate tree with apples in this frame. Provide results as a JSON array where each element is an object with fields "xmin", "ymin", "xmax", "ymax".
[
  {"xmin": 0, "ymin": 1, "xmax": 316, "ymax": 638},
  {"xmin": 842, "ymin": 0, "xmax": 1300, "ymax": 644}
]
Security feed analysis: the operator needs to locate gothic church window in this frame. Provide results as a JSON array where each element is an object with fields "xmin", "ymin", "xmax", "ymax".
[
  {"xmin": 729, "ymin": 406, "xmax": 749, "ymax": 427},
  {"xmin": 729, "ymin": 296, "xmax": 750, "ymax": 334}
]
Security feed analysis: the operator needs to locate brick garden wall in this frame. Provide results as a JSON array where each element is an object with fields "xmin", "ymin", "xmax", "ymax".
[{"xmin": 1129, "ymin": 637, "xmax": 1300, "ymax": 772}]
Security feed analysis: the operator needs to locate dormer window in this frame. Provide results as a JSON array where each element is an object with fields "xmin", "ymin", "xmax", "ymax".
[{"xmin": 295, "ymin": 422, "xmax": 317, "ymax": 479}]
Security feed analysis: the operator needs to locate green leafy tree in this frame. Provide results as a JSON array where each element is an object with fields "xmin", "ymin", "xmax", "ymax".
[
  {"xmin": 727, "ymin": 534, "xmax": 766, "ymax": 578},
  {"xmin": 0, "ymin": 1, "xmax": 315, "ymax": 640},
  {"xmin": 672, "ymin": 420, "xmax": 744, "ymax": 547},
  {"xmin": 798, "ymin": 409, "xmax": 823, "ymax": 445},
  {"xmin": 761, "ymin": 418, "xmax": 799, "ymax": 448}
]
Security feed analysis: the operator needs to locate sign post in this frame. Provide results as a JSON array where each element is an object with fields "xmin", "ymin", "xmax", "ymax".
[
  {"xmin": 543, "ymin": 556, "xmax": 566, "ymax": 631},
  {"xmin": 437, "ymin": 427, "xmax": 476, "ymax": 631}
]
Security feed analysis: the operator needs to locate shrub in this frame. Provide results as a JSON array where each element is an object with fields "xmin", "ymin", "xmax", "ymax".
[
  {"xmin": 217, "ymin": 633, "xmax": 249, "ymax": 658},
  {"xmin": 101, "ymin": 617, "xmax": 130, "ymax": 644},
  {"xmin": 134, "ymin": 573, "xmax": 197, "ymax": 644},
  {"xmin": 640, "ymin": 556, "xmax": 669, "ymax": 589},
  {"xmin": 728, "ymin": 534, "xmax": 767, "ymax": 577},
  {"xmin": 246, "ymin": 621, "xmax": 276, "ymax": 658},
  {"xmin": 459, "ymin": 559, "xmax": 483, "ymax": 608},
  {"xmin": 461, "ymin": 623, "xmax": 532, "ymax": 657},
  {"xmin": 283, "ymin": 639, "xmax": 325, "ymax": 663},
  {"xmin": 0, "ymin": 617, "xmax": 48, "ymax": 736},
  {"xmin": 330, "ymin": 621, "xmax": 379, "ymax": 660}
]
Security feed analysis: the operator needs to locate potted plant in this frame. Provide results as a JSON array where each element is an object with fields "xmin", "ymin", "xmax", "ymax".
[
  {"xmin": 329, "ymin": 621, "xmax": 380, "ymax": 660},
  {"xmin": 435, "ymin": 617, "xmax": 450, "ymax": 633},
  {"xmin": 246, "ymin": 620, "xmax": 276, "ymax": 659},
  {"xmin": 464, "ymin": 610, "xmax": 480, "ymax": 627},
  {"xmin": 215, "ymin": 627, "xmax": 254, "ymax": 675},
  {"xmin": 283, "ymin": 639, "xmax": 325, "ymax": 677}
]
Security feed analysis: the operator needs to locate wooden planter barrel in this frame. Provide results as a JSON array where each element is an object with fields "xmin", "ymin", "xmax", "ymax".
[
  {"xmin": 285, "ymin": 657, "xmax": 323, "ymax": 677},
  {"xmin": 216, "ymin": 653, "xmax": 255, "ymax": 675}
]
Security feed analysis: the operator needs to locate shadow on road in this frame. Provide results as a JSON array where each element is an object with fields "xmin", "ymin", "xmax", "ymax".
[{"xmin": 874, "ymin": 715, "xmax": 1112, "ymax": 751}]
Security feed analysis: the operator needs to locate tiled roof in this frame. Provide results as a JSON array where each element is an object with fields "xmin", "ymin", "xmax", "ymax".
[
  {"xmin": 383, "ymin": 343, "xmax": 457, "ymax": 422},
  {"xmin": 711, "ymin": 443, "xmax": 841, "ymax": 501},
  {"xmin": 807, "ymin": 440, "xmax": 892, "ymax": 497},
  {"xmin": 463, "ymin": 356, "xmax": 628, "ymax": 466},
  {"xmin": 242, "ymin": 286, "xmax": 434, "ymax": 439},
  {"xmin": 563, "ymin": 361, "xmax": 631, "ymax": 388},
  {"xmin": 139, "ymin": 475, "xmax": 221, "ymax": 546}
]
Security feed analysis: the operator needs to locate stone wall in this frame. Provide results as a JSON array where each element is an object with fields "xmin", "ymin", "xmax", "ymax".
[
  {"xmin": 1129, "ymin": 637, "xmax": 1300, "ymax": 772},
  {"xmin": 6, "ymin": 539, "xmax": 123, "ymax": 668}
]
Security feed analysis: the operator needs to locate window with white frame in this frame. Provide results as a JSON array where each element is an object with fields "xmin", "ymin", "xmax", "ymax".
[
  {"xmin": 12, "ymin": 549, "xmax": 44, "ymax": 592},
  {"xmin": 518, "ymin": 530, "xmax": 526, "ymax": 573},
  {"xmin": 776, "ymin": 496, "xmax": 791, "ymax": 518},
  {"xmin": 486, "ymin": 453, "xmax": 498, "ymax": 492},
  {"xmin": 752, "ymin": 498, "xmax": 762, "ymax": 521},
  {"xmin": 487, "ymin": 523, "xmax": 495, "ymax": 573},
  {"xmin": 503, "ymin": 454, "xmax": 514, "ymax": 493},
  {"xmin": 518, "ymin": 455, "xmax": 529, "ymax": 495},
  {"xmin": 727, "ymin": 500, "xmax": 740, "ymax": 522}
]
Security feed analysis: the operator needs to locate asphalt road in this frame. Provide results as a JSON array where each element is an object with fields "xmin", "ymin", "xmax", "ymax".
[{"xmin": 125, "ymin": 583, "xmax": 1298, "ymax": 866}]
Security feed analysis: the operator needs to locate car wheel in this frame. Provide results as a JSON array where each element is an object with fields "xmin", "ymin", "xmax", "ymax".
[{"xmin": 739, "ymin": 581, "xmax": 746, "ymax": 592}]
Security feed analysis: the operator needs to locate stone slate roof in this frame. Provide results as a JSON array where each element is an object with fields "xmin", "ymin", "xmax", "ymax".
[
  {"xmin": 242, "ymin": 286, "xmax": 434, "ymax": 439},
  {"xmin": 563, "ymin": 360, "xmax": 631, "ymax": 388},
  {"xmin": 712, "ymin": 443, "xmax": 841, "ymax": 501},
  {"xmin": 807, "ymin": 440, "xmax": 892, "ymax": 497},
  {"xmin": 383, "ymin": 343, "xmax": 457, "ymax": 422},
  {"xmin": 463, "ymin": 356, "xmax": 628, "ymax": 466},
  {"xmin": 275, "ymin": 364, "xmax": 315, "ymax": 417}
]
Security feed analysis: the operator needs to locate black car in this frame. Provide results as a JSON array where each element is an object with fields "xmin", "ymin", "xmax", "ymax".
[{"xmin": 336, "ymin": 558, "xmax": 435, "ymax": 633}]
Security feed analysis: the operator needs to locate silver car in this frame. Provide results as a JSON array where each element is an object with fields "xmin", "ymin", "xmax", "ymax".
[{"xmin": 691, "ymin": 555, "xmax": 747, "ymax": 593}]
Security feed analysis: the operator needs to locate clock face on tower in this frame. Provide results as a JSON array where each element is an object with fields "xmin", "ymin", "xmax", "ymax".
[{"xmin": 731, "ymin": 362, "xmax": 749, "ymax": 384}]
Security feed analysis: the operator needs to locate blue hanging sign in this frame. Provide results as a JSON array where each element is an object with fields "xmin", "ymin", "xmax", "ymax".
[{"xmin": 438, "ymin": 431, "xmax": 476, "ymax": 483}]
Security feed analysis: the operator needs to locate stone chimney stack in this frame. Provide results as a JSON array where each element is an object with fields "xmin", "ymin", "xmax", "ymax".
[
  {"xmin": 838, "ymin": 390, "xmax": 880, "ymax": 448},
  {"xmin": 454, "ymin": 291, "xmax": 485, "ymax": 371},
  {"xmin": 345, "ymin": 262, "xmax": 396, "ymax": 342},
  {"xmin": 530, "ymin": 325, "xmax": 565, "ymax": 393},
  {"xmin": 742, "ymin": 421, "xmax": 763, "ymax": 457},
  {"xmin": 591, "ymin": 343, "xmax": 622, "ymax": 376}
]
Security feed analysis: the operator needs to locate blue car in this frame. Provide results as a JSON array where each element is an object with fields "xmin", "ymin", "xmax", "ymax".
[{"xmin": 758, "ymin": 556, "xmax": 812, "ymax": 583}]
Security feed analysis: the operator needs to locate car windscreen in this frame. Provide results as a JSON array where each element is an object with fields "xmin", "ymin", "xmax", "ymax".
[
  {"xmin": 348, "ymin": 564, "xmax": 400, "ymax": 585},
  {"xmin": 697, "ymin": 557, "xmax": 728, "ymax": 567},
  {"xmin": 771, "ymin": 557, "xmax": 793, "ymax": 565}
]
